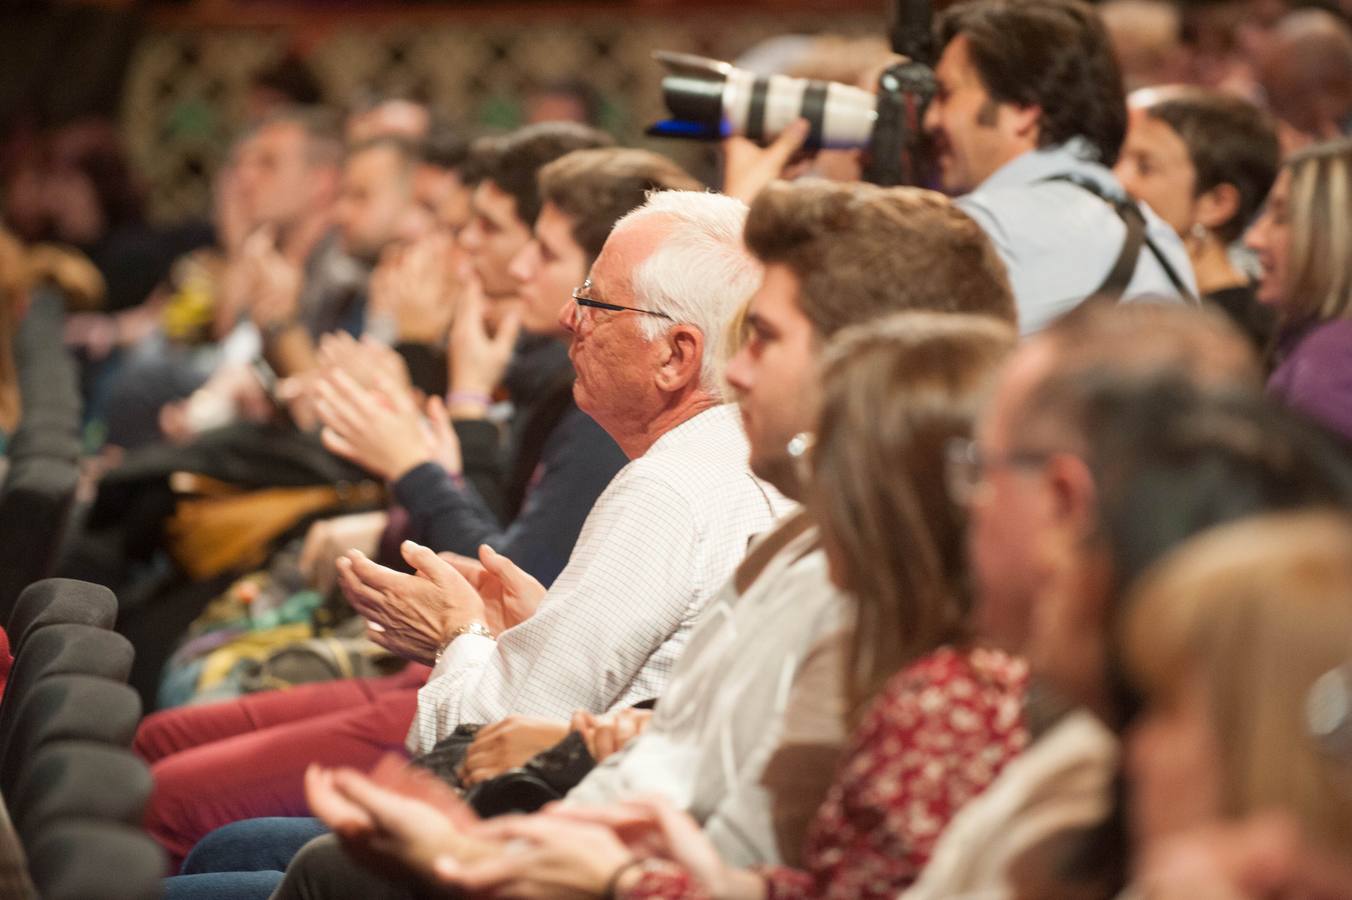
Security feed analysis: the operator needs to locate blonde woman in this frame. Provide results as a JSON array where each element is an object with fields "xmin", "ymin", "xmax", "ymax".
[
  {"xmin": 1123, "ymin": 511, "xmax": 1352, "ymax": 898},
  {"xmin": 1246, "ymin": 138, "xmax": 1352, "ymax": 442}
]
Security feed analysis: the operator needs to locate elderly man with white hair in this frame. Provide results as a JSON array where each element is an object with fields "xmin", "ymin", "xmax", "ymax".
[{"xmin": 335, "ymin": 190, "xmax": 791, "ymax": 754}]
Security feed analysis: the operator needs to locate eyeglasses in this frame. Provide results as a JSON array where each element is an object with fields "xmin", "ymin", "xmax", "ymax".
[
  {"xmin": 570, "ymin": 279, "xmax": 673, "ymax": 328},
  {"xmin": 945, "ymin": 437, "xmax": 1053, "ymax": 506}
]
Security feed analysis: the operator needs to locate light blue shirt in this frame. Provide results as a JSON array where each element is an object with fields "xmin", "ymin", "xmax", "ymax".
[{"xmin": 957, "ymin": 138, "xmax": 1197, "ymax": 335}]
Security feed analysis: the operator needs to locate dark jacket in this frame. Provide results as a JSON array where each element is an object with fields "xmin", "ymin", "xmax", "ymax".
[{"xmin": 393, "ymin": 335, "xmax": 626, "ymax": 587}]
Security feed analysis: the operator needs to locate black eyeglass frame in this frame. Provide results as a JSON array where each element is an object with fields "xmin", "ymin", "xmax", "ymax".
[{"xmin": 571, "ymin": 279, "xmax": 673, "ymax": 321}]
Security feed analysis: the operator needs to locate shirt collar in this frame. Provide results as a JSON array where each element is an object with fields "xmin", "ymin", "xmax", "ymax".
[
  {"xmin": 974, "ymin": 136, "xmax": 1108, "ymax": 193},
  {"xmin": 647, "ymin": 403, "xmax": 738, "ymax": 456}
]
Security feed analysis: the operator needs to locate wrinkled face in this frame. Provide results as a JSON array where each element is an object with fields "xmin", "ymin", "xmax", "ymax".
[
  {"xmin": 234, "ymin": 122, "xmax": 318, "ymax": 231},
  {"xmin": 559, "ymin": 219, "xmax": 668, "ymax": 431},
  {"xmin": 508, "ymin": 202, "xmax": 588, "ymax": 337},
  {"xmin": 334, "ymin": 145, "xmax": 416, "ymax": 262},
  {"xmin": 1244, "ymin": 167, "xmax": 1292, "ymax": 308},
  {"xmin": 966, "ymin": 342, "xmax": 1060, "ymax": 652},
  {"xmin": 723, "ymin": 264, "xmax": 821, "ymax": 498},
  {"xmin": 1115, "ymin": 108, "xmax": 1199, "ymax": 237},
  {"xmin": 458, "ymin": 180, "xmax": 532, "ymax": 299},
  {"xmin": 924, "ymin": 35, "xmax": 1028, "ymax": 194},
  {"xmin": 1128, "ymin": 668, "xmax": 1225, "ymax": 849}
]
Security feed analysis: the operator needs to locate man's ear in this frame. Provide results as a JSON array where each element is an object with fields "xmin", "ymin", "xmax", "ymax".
[
  {"xmin": 1043, "ymin": 451, "xmax": 1098, "ymax": 543},
  {"xmin": 654, "ymin": 325, "xmax": 706, "ymax": 394},
  {"xmin": 1009, "ymin": 103, "xmax": 1043, "ymax": 142},
  {"xmin": 1195, "ymin": 182, "xmax": 1241, "ymax": 233}
]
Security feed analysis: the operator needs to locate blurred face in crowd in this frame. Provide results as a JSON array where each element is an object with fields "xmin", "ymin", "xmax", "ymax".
[
  {"xmin": 334, "ymin": 143, "xmax": 419, "ymax": 263},
  {"xmin": 412, "ymin": 163, "xmax": 470, "ymax": 236},
  {"xmin": 506, "ymin": 202, "xmax": 588, "ymax": 336},
  {"xmin": 1244, "ymin": 167, "xmax": 1292, "ymax": 307},
  {"xmin": 723, "ymin": 264, "xmax": 822, "ymax": 498},
  {"xmin": 1115, "ymin": 106, "xmax": 1198, "ymax": 235},
  {"xmin": 433, "ymin": 170, "xmax": 474, "ymax": 235},
  {"xmin": 459, "ymin": 180, "xmax": 532, "ymax": 299},
  {"xmin": 1128, "ymin": 668, "xmax": 1225, "ymax": 848},
  {"xmin": 560, "ymin": 218, "xmax": 670, "ymax": 433},
  {"xmin": 964, "ymin": 339, "xmax": 1064, "ymax": 652},
  {"xmin": 346, "ymin": 99, "xmax": 431, "ymax": 145},
  {"xmin": 235, "ymin": 122, "xmax": 328, "ymax": 232},
  {"xmin": 925, "ymin": 34, "xmax": 1040, "ymax": 194}
]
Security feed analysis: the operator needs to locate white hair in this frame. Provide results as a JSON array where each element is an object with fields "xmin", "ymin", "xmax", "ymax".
[{"xmin": 613, "ymin": 190, "xmax": 761, "ymax": 395}]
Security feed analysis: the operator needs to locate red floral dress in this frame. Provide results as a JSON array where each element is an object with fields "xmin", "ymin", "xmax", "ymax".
[{"xmin": 624, "ymin": 646, "xmax": 1028, "ymax": 900}]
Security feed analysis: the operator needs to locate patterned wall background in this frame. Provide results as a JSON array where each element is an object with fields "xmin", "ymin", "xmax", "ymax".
[{"xmin": 121, "ymin": 9, "xmax": 884, "ymax": 222}]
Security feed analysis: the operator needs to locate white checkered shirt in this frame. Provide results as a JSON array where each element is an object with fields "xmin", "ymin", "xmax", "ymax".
[{"xmin": 410, "ymin": 403, "xmax": 793, "ymax": 754}]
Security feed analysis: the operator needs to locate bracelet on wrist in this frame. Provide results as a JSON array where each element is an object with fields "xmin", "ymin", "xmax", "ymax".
[
  {"xmin": 433, "ymin": 621, "xmax": 496, "ymax": 665},
  {"xmin": 446, "ymin": 390, "xmax": 491, "ymax": 408}
]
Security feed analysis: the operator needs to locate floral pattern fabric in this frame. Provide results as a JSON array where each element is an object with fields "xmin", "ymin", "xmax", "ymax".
[{"xmin": 625, "ymin": 646, "xmax": 1029, "ymax": 900}]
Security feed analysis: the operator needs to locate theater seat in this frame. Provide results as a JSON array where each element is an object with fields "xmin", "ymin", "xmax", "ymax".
[
  {"xmin": 6, "ymin": 579, "xmax": 117, "ymax": 657},
  {"xmin": 25, "ymin": 820, "xmax": 163, "ymax": 900},
  {"xmin": 0, "ymin": 674, "xmax": 140, "ymax": 798},
  {"xmin": 11, "ymin": 741, "xmax": 153, "ymax": 845},
  {"xmin": 0, "ymin": 625, "xmax": 135, "ymax": 763}
]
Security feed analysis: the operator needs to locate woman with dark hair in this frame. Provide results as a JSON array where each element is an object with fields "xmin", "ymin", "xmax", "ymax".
[
  {"xmin": 1246, "ymin": 137, "xmax": 1352, "ymax": 444},
  {"xmin": 295, "ymin": 311, "xmax": 1029, "ymax": 900},
  {"xmin": 1115, "ymin": 86, "xmax": 1281, "ymax": 352}
]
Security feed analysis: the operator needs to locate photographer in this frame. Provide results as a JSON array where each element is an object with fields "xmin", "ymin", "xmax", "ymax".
[{"xmin": 925, "ymin": 0, "xmax": 1197, "ymax": 333}]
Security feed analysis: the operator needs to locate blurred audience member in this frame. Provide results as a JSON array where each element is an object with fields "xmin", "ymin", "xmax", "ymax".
[
  {"xmin": 1124, "ymin": 511, "xmax": 1352, "ymax": 897},
  {"xmin": 245, "ymin": 53, "xmax": 325, "ymax": 124},
  {"xmin": 1100, "ymin": 0, "xmax": 1187, "ymax": 91},
  {"xmin": 524, "ymin": 80, "xmax": 604, "ymax": 127},
  {"xmin": 1246, "ymin": 137, "xmax": 1352, "ymax": 443},
  {"xmin": 1259, "ymin": 9, "xmax": 1352, "ymax": 153},
  {"xmin": 136, "ymin": 126, "xmax": 618, "ymax": 871},
  {"xmin": 346, "ymin": 97, "xmax": 431, "ymax": 145},
  {"xmin": 1117, "ymin": 86, "xmax": 1280, "ymax": 352}
]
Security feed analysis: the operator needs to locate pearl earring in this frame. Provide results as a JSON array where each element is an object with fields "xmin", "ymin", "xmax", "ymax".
[{"xmin": 1190, "ymin": 223, "xmax": 1209, "ymax": 242}]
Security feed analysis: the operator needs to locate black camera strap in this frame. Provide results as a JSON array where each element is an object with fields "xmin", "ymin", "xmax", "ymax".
[{"xmin": 1043, "ymin": 174, "xmax": 1198, "ymax": 305}]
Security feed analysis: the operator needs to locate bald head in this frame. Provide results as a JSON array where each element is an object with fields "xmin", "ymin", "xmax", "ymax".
[{"xmin": 1010, "ymin": 301, "xmax": 1261, "ymax": 449}]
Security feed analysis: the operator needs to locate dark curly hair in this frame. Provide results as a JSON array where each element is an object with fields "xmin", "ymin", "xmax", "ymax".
[{"xmin": 937, "ymin": 0, "xmax": 1128, "ymax": 165}]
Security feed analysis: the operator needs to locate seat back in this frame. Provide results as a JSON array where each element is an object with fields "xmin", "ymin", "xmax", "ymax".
[
  {"xmin": 11, "ymin": 740, "xmax": 153, "ymax": 844},
  {"xmin": 6, "ymin": 579, "xmax": 117, "ymax": 657},
  {"xmin": 0, "ymin": 675, "xmax": 140, "ymax": 798},
  {"xmin": 25, "ymin": 820, "xmax": 164, "ymax": 900},
  {"xmin": 0, "ymin": 457, "xmax": 81, "ymax": 624},
  {"xmin": 0, "ymin": 625, "xmax": 134, "ymax": 764}
]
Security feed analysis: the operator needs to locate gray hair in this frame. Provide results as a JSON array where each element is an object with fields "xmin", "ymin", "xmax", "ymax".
[{"xmin": 612, "ymin": 190, "xmax": 762, "ymax": 394}]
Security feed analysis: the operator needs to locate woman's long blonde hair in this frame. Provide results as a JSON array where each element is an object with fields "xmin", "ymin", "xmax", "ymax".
[
  {"xmin": 1124, "ymin": 510, "xmax": 1352, "ymax": 856},
  {"xmin": 1281, "ymin": 138, "xmax": 1352, "ymax": 326},
  {"xmin": 808, "ymin": 311, "xmax": 1016, "ymax": 725}
]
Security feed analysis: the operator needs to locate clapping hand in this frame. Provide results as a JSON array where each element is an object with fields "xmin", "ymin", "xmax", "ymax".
[
  {"xmin": 442, "ymin": 544, "xmax": 547, "ymax": 634},
  {"xmin": 336, "ymin": 540, "xmax": 490, "ymax": 666}
]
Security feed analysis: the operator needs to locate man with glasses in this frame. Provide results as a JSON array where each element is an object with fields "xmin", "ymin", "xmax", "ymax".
[
  {"xmin": 264, "ymin": 178, "xmax": 1020, "ymax": 900},
  {"xmin": 907, "ymin": 301, "xmax": 1263, "ymax": 899},
  {"xmin": 342, "ymin": 189, "xmax": 791, "ymax": 757}
]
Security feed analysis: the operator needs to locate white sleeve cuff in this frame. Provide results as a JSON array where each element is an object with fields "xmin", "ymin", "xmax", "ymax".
[{"xmin": 430, "ymin": 632, "xmax": 497, "ymax": 680}]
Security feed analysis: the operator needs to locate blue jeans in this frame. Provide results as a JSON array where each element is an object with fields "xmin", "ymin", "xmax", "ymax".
[{"xmin": 162, "ymin": 817, "xmax": 329, "ymax": 900}]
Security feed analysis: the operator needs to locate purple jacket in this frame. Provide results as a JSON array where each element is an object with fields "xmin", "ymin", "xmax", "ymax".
[{"xmin": 1269, "ymin": 317, "xmax": 1352, "ymax": 444}]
